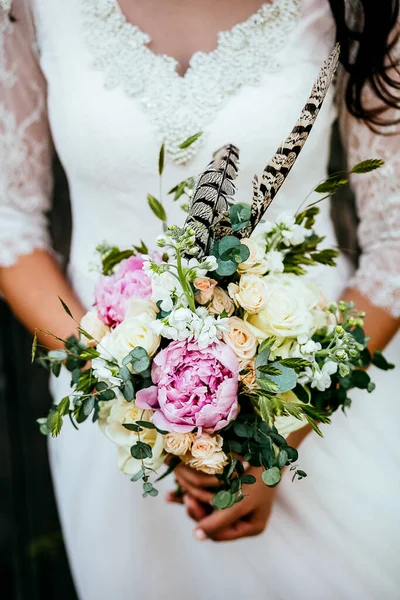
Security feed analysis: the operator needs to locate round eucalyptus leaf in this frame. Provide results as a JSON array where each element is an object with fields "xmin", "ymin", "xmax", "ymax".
[{"xmin": 262, "ymin": 467, "xmax": 282, "ymax": 488}]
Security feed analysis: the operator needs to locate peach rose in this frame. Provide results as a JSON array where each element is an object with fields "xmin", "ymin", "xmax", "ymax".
[
  {"xmin": 239, "ymin": 358, "xmax": 257, "ymax": 389},
  {"xmin": 237, "ymin": 239, "xmax": 269, "ymax": 276},
  {"xmin": 183, "ymin": 434, "xmax": 228, "ymax": 475},
  {"xmin": 228, "ymin": 274, "xmax": 269, "ymax": 314},
  {"xmin": 163, "ymin": 432, "xmax": 195, "ymax": 456},
  {"xmin": 194, "ymin": 277, "xmax": 218, "ymax": 305},
  {"xmin": 208, "ymin": 287, "xmax": 235, "ymax": 316}
]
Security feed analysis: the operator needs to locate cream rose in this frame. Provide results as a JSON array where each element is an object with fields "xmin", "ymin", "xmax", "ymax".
[
  {"xmin": 208, "ymin": 287, "xmax": 235, "ymax": 316},
  {"xmin": 101, "ymin": 308, "xmax": 160, "ymax": 365},
  {"xmin": 239, "ymin": 358, "xmax": 257, "ymax": 389},
  {"xmin": 228, "ymin": 274, "xmax": 269, "ymax": 314},
  {"xmin": 223, "ymin": 317, "xmax": 258, "ymax": 361},
  {"xmin": 193, "ymin": 277, "xmax": 218, "ymax": 305},
  {"xmin": 237, "ymin": 239, "xmax": 269, "ymax": 276},
  {"xmin": 246, "ymin": 274, "xmax": 321, "ymax": 340},
  {"xmin": 80, "ymin": 310, "xmax": 109, "ymax": 347},
  {"xmin": 163, "ymin": 432, "xmax": 195, "ymax": 456},
  {"xmin": 273, "ymin": 391, "xmax": 307, "ymax": 438},
  {"xmin": 182, "ymin": 434, "xmax": 228, "ymax": 475}
]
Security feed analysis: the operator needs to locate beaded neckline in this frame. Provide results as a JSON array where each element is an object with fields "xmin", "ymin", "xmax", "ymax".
[{"xmin": 82, "ymin": 0, "xmax": 301, "ymax": 164}]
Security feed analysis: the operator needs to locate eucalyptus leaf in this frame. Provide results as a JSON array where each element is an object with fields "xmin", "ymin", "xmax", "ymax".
[
  {"xmin": 131, "ymin": 468, "xmax": 145, "ymax": 482},
  {"xmin": 212, "ymin": 490, "xmax": 235, "ymax": 510},
  {"xmin": 48, "ymin": 349, "xmax": 68, "ymax": 361},
  {"xmin": 123, "ymin": 379, "xmax": 135, "ymax": 402},
  {"xmin": 262, "ymin": 467, "xmax": 282, "ymax": 488}
]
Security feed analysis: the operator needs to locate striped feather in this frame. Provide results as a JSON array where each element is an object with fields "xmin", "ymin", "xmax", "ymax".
[
  {"xmin": 185, "ymin": 144, "xmax": 240, "ymax": 255},
  {"xmin": 245, "ymin": 43, "xmax": 340, "ymax": 235}
]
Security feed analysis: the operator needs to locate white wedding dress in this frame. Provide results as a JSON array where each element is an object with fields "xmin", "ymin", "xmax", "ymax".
[{"xmin": 1, "ymin": 1, "xmax": 399, "ymax": 598}]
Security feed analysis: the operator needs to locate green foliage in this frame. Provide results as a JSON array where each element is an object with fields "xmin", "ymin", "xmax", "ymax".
[
  {"xmin": 212, "ymin": 235, "xmax": 250, "ymax": 277},
  {"xmin": 229, "ymin": 203, "xmax": 251, "ymax": 232},
  {"xmin": 372, "ymin": 350, "xmax": 395, "ymax": 371},
  {"xmin": 130, "ymin": 441, "xmax": 153, "ymax": 460},
  {"xmin": 147, "ymin": 194, "xmax": 167, "ymax": 223},
  {"xmin": 178, "ymin": 132, "xmax": 202, "ymax": 149},
  {"xmin": 262, "ymin": 467, "xmax": 281, "ymax": 487},
  {"xmin": 314, "ymin": 176, "xmax": 348, "ymax": 194},
  {"xmin": 350, "ymin": 159, "xmax": 384, "ymax": 174},
  {"xmin": 158, "ymin": 143, "xmax": 165, "ymax": 176},
  {"xmin": 31, "ymin": 332, "xmax": 38, "ymax": 363},
  {"xmin": 133, "ymin": 240, "xmax": 149, "ymax": 254},
  {"xmin": 58, "ymin": 296, "xmax": 74, "ymax": 319},
  {"xmin": 96, "ymin": 244, "xmax": 136, "ymax": 276}
]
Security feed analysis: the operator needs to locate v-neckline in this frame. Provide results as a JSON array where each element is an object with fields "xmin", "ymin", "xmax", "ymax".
[
  {"xmin": 82, "ymin": 0, "xmax": 301, "ymax": 163},
  {"xmin": 113, "ymin": 0, "xmax": 278, "ymax": 79}
]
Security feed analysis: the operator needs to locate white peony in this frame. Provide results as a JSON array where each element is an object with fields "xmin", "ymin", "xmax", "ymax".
[
  {"xmin": 246, "ymin": 273, "xmax": 321, "ymax": 340},
  {"xmin": 228, "ymin": 274, "xmax": 269, "ymax": 314},
  {"xmin": 80, "ymin": 310, "xmax": 109, "ymax": 347}
]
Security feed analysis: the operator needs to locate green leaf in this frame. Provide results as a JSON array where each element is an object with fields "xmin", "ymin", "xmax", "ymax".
[
  {"xmin": 136, "ymin": 420, "xmax": 156, "ymax": 430},
  {"xmin": 58, "ymin": 297, "xmax": 74, "ymax": 319},
  {"xmin": 48, "ymin": 349, "xmax": 68, "ymax": 361},
  {"xmin": 262, "ymin": 467, "xmax": 282, "ymax": 488},
  {"xmin": 233, "ymin": 422, "xmax": 254, "ymax": 438},
  {"xmin": 31, "ymin": 332, "xmax": 38, "ymax": 363},
  {"xmin": 119, "ymin": 366, "xmax": 132, "ymax": 382},
  {"xmin": 372, "ymin": 350, "xmax": 395, "ymax": 371},
  {"xmin": 79, "ymin": 348, "xmax": 100, "ymax": 360},
  {"xmin": 267, "ymin": 362, "xmax": 297, "ymax": 393},
  {"xmin": 314, "ymin": 176, "xmax": 348, "ymax": 194},
  {"xmin": 50, "ymin": 411, "xmax": 63, "ymax": 438},
  {"xmin": 52, "ymin": 362, "xmax": 61, "ymax": 377},
  {"xmin": 258, "ymin": 337, "xmax": 277, "ymax": 355},
  {"xmin": 132, "ymin": 356, "xmax": 150, "ymax": 374},
  {"xmin": 278, "ymin": 449, "xmax": 289, "ymax": 469},
  {"xmin": 240, "ymin": 474, "xmax": 256, "ymax": 485},
  {"xmin": 143, "ymin": 481, "xmax": 153, "ymax": 493},
  {"xmin": 257, "ymin": 365, "xmax": 282, "ymax": 377},
  {"xmin": 350, "ymin": 159, "xmax": 384, "ymax": 174},
  {"xmin": 82, "ymin": 395, "xmax": 95, "ymax": 417},
  {"xmin": 257, "ymin": 377, "xmax": 280, "ymax": 393},
  {"xmin": 293, "ymin": 384, "xmax": 311, "ymax": 404},
  {"xmin": 58, "ymin": 396, "xmax": 70, "ymax": 416},
  {"xmin": 147, "ymin": 194, "xmax": 167, "ymax": 222},
  {"xmin": 131, "ymin": 468, "xmax": 145, "ymax": 482},
  {"xmin": 131, "ymin": 441, "xmax": 153, "ymax": 460},
  {"xmin": 130, "ymin": 347, "xmax": 148, "ymax": 360},
  {"xmin": 156, "ymin": 456, "xmax": 180, "ymax": 482},
  {"xmin": 230, "ymin": 203, "xmax": 251, "ymax": 232},
  {"xmin": 158, "ymin": 143, "xmax": 165, "ymax": 176},
  {"xmin": 98, "ymin": 388, "xmax": 116, "ymax": 401},
  {"xmin": 178, "ymin": 132, "xmax": 202, "ymax": 149},
  {"xmin": 123, "ymin": 423, "xmax": 142, "ymax": 432},
  {"xmin": 77, "ymin": 327, "xmax": 95, "ymax": 342},
  {"xmin": 255, "ymin": 349, "xmax": 271, "ymax": 369},
  {"xmin": 123, "ymin": 379, "xmax": 135, "ymax": 402},
  {"xmin": 279, "ymin": 358, "xmax": 311, "ymax": 371},
  {"xmin": 133, "ymin": 240, "xmax": 149, "ymax": 255},
  {"xmin": 212, "ymin": 490, "xmax": 235, "ymax": 510},
  {"xmin": 95, "ymin": 381, "xmax": 108, "ymax": 392},
  {"xmin": 148, "ymin": 487, "xmax": 159, "ymax": 497}
]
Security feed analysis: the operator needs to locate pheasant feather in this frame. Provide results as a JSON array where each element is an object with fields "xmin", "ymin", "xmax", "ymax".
[
  {"xmin": 246, "ymin": 43, "xmax": 341, "ymax": 235},
  {"xmin": 184, "ymin": 144, "xmax": 240, "ymax": 256}
]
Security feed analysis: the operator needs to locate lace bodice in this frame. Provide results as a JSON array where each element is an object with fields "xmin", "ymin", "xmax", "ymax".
[{"xmin": 1, "ymin": 0, "xmax": 400, "ymax": 318}]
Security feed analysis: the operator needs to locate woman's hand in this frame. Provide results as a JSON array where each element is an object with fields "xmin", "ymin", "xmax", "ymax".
[{"xmin": 167, "ymin": 463, "xmax": 276, "ymax": 542}]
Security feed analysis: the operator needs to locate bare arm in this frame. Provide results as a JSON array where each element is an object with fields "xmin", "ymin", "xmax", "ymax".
[{"xmin": 0, "ymin": 250, "xmax": 85, "ymax": 349}]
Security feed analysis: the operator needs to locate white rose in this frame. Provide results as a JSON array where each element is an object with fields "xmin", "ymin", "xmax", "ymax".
[
  {"xmin": 208, "ymin": 287, "xmax": 235, "ymax": 316},
  {"xmin": 163, "ymin": 432, "xmax": 195, "ymax": 456},
  {"xmin": 246, "ymin": 274, "xmax": 321, "ymax": 340},
  {"xmin": 183, "ymin": 434, "xmax": 228, "ymax": 475},
  {"xmin": 228, "ymin": 274, "xmax": 269, "ymax": 314},
  {"xmin": 273, "ymin": 391, "xmax": 307, "ymax": 438},
  {"xmin": 125, "ymin": 298, "xmax": 158, "ymax": 319},
  {"xmin": 101, "ymin": 309, "xmax": 160, "ymax": 365},
  {"xmin": 80, "ymin": 310, "xmax": 109, "ymax": 347},
  {"xmin": 238, "ymin": 239, "xmax": 269, "ymax": 276},
  {"xmin": 223, "ymin": 317, "xmax": 258, "ymax": 360}
]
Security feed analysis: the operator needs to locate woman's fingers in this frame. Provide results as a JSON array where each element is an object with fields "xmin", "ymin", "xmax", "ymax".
[
  {"xmin": 174, "ymin": 463, "xmax": 220, "ymax": 488},
  {"xmin": 183, "ymin": 494, "xmax": 208, "ymax": 521},
  {"xmin": 193, "ymin": 502, "xmax": 244, "ymax": 541},
  {"xmin": 174, "ymin": 471, "xmax": 215, "ymax": 504}
]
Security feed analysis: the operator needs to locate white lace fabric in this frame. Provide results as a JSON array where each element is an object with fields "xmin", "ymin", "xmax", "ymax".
[
  {"xmin": 82, "ymin": 0, "xmax": 301, "ymax": 164},
  {"xmin": 0, "ymin": 0, "xmax": 52, "ymax": 267},
  {"xmin": 0, "ymin": 0, "xmax": 399, "ymax": 318}
]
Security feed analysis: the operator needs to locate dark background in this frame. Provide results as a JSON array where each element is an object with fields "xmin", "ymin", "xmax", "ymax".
[{"xmin": 0, "ymin": 123, "xmax": 356, "ymax": 600}]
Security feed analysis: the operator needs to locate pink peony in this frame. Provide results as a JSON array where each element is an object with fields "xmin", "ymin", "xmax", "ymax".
[
  {"xmin": 95, "ymin": 256, "xmax": 152, "ymax": 327},
  {"xmin": 136, "ymin": 340, "xmax": 239, "ymax": 434}
]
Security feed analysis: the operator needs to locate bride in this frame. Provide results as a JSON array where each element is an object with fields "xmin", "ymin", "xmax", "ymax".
[{"xmin": 1, "ymin": 1, "xmax": 399, "ymax": 598}]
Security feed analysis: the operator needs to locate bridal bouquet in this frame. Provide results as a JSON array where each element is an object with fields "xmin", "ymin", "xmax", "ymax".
[{"xmin": 35, "ymin": 46, "xmax": 393, "ymax": 508}]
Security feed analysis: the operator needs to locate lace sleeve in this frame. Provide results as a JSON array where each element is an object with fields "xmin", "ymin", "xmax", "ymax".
[
  {"xmin": 0, "ymin": 0, "xmax": 53, "ymax": 267},
  {"xmin": 339, "ymin": 64, "xmax": 400, "ymax": 318}
]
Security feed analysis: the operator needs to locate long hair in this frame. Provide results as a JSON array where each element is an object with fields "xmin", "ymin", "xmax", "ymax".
[{"xmin": 329, "ymin": 0, "xmax": 400, "ymax": 127}]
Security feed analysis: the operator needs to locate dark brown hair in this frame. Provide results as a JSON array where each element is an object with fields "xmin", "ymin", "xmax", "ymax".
[{"xmin": 329, "ymin": 0, "xmax": 400, "ymax": 127}]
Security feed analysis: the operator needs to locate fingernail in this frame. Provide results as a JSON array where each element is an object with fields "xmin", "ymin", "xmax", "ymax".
[
  {"xmin": 242, "ymin": 461, "xmax": 250, "ymax": 471},
  {"xmin": 193, "ymin": 528, "xmax": 207, "ymax": 541},
  {"xmin": 183, "ymin": 495, "xmax": 190, "ymax": 507}
]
